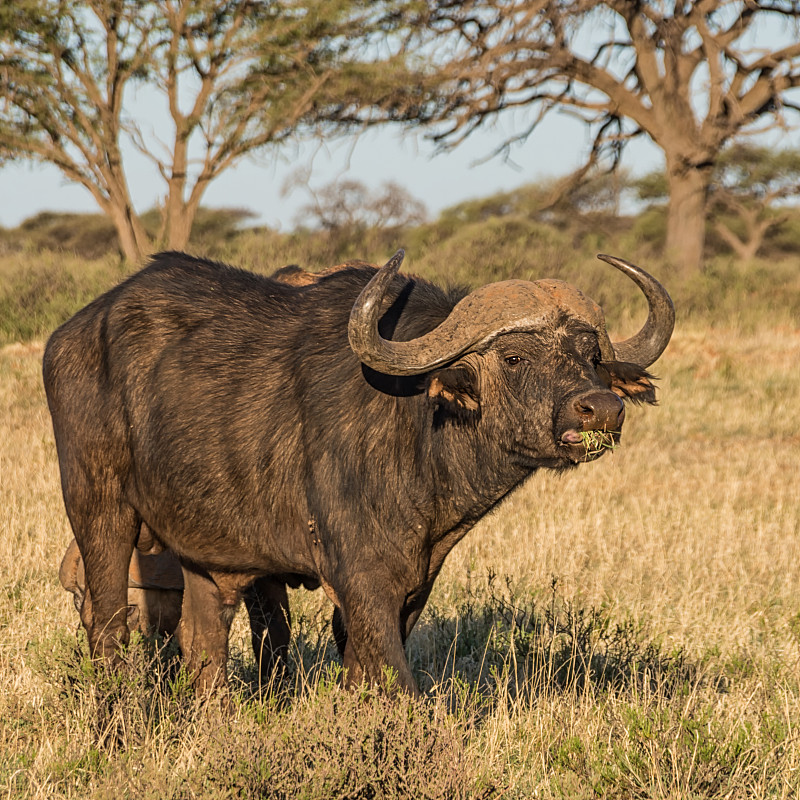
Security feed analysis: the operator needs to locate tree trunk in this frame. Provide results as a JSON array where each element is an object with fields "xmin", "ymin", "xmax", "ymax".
[
  {"xmin": 106, "ymin": 201, "xmax": 152, "ymax": 264},
  {"xmin": 665, "ymin": 162, "xmax": 712, "ymax": 272},
  {"xmin": 164, "ymin": 143, "xmax": 191, "ymax": 252},
  {"xmin": 165, "ymin": 174, "xmax": 211, "ymax": 252},
  {"xmin": 166, "ymin": 215, "xmax": 193, "ymax": 252},
  {"xmin": 714, "ymin": 217, "xmax": 769, "ymax": 261},
  {"xmin": 713, "ymin": 221, "xmax": 750, "ymax": 260},
  {"xmin": 162, "ymin": 141, "xmax": 206, "ymax": 252}
]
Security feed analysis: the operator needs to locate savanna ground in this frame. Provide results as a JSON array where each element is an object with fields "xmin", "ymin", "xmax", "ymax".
[{"xmin": 1, "ymin": 225, "xmax": 800, "ymax": 798}]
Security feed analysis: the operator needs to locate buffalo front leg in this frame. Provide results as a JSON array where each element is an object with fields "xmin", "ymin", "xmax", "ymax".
[
  {"xmin": 333, "ymin": 598, "xmax": 426, "ymax": 690},
  {"xmin": 332, "ymin": 605, "xmax": 347, "ymax": 657},
  {"xmin": 243, "ymin": 577, "xmax": 291, "ymax": 681},
  {"xmin": 336, "ymin": 596, "xmax": 430, "ymax": 655},
  {"xmin": 340, "ymin": 590, "xmax": 419, "ymax": 697},
  {"xmin": 175, "ymin": 566, "xmax": 234, "ymax": 694},
  {"xmin": 331, "ymin": 606, "xmax": 365, "ymax": 688}
]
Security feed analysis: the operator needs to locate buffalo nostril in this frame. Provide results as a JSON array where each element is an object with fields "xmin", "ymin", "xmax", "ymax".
[
  {"xmin": 572, "ymin": 392, "xmax": 624, "ymax": 429},
  {"xmin": 573, "ymin": 398, "xmax": 603, "ymax": 418}
]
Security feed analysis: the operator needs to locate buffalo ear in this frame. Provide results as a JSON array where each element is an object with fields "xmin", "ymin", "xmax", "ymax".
[
  {"xmin": 597, "ymin": 361, "xmax": 657, "ymax": 405},
  {"xmin": 427, "ymin": 364, "xmax": 480, "ymax": 421}
]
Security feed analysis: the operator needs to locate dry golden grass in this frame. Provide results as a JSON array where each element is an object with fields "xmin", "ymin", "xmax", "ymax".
[
  {"xmin": 1, "ymin": 320, "xmax": 800, "ymax": 798},
  {"xmin": 439, "ymin": 326, "xmax": 800, "ymax": 654}
]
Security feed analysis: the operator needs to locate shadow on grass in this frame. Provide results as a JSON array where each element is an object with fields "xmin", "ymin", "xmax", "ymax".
[
  {"xmin": 33, "ymin": 573, "xmax": 707, "ymax": 715},
  {"xmin": 408, "ymin": 572, "xmax": 702, "ymax": 710}
]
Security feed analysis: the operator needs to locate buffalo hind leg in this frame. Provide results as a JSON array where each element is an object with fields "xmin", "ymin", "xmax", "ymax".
[
  {"xmin": 243, "ymin": 577, "xmax": 291, "ymax": 681},
  {"xmin": 66, "ymin": 489, "xmax": 139, "ymax": 664}
]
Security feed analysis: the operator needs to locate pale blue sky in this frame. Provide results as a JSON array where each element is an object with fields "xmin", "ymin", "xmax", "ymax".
[{"xmin": 0, "ymin": 107, "xmax": 664, "ymax": 232}]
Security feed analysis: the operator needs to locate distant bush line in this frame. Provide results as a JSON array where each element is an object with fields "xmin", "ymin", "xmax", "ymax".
[{"xmin": 2, "ymin": 199, "xmax": 799, "ymax": 345}]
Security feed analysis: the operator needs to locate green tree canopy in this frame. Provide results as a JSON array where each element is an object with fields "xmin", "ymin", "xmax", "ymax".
[{"xmin": 0, "ymin": 0, "xmax": 421, "ymax": 261}]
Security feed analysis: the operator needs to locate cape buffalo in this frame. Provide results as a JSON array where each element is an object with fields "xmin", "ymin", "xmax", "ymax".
[{"xmin": 43, "ymin": 250, "xmax": 674, "ymax": 695}]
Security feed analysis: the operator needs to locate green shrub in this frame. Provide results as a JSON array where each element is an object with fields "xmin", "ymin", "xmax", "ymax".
[
  {"xmin": 3, "ymin": 196, "xmax": 800, "ymax": 346},
  {"xmin": 0, "ymin": 253, "xmax": 126, "ymax": 344},
  {"xmin": 9, "ymin": 212, "xmax": 120, "ymax": 259}
]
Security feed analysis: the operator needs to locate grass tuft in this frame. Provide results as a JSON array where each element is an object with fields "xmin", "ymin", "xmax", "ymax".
[{"xmin": 579, "ymin": 429, "xmax": 619, "ymax": 456}]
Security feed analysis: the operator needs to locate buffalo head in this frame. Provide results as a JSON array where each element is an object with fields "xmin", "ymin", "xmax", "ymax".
[{"xmin": 349, "ymin": 251, "xmax": 674, "ymax": 466}]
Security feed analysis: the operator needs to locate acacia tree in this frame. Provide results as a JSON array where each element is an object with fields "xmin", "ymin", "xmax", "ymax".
[
  {"xmin": 0, "ymin": 0, "xmax": 417, "ymax": 262},
  {"xmin": 635, "ymin": 143, "xmax": 800, "ymax": 259},
  {"xmin": 413, "ymin": 0, "xmax": 800, "ymax": 271},
  {"xmin": 709, "ymin": 143, "xmax": 800, "ymax": 259},
  {"xmin": 290, "ymin": 176, "xmax": 427, "ymax": 231}
]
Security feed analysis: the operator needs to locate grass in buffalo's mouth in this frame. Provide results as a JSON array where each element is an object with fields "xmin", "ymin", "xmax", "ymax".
[{"xmin": 580, "ymin": 429, "xmax": 619, "ymax": 455}]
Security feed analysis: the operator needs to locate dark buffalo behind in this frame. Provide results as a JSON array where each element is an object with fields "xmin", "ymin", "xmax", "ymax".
[{"xmin": 43, "ymin": 250, "xmax": 673, "ymax": 695}]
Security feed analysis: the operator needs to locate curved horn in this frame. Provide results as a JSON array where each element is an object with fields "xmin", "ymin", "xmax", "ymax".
[
  {"xmin": 349, "ymin": 250, "xmax": 555, "ymax": 375},
  {"xmin": 347, "ymin": 249, "xmax": 414, "ymax": 373},
  {"xmin": 597, "ymin": 254, "xmax": 675, "ymax": 368}
]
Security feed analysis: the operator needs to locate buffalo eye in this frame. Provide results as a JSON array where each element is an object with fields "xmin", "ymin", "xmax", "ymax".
[
  {"xmin": 504, "ymin": 355, "xmax": 523, "ymax": 366},
  {"xmin": 579, "ymin": 334, "xmax": 600, "ymax": 365}
]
